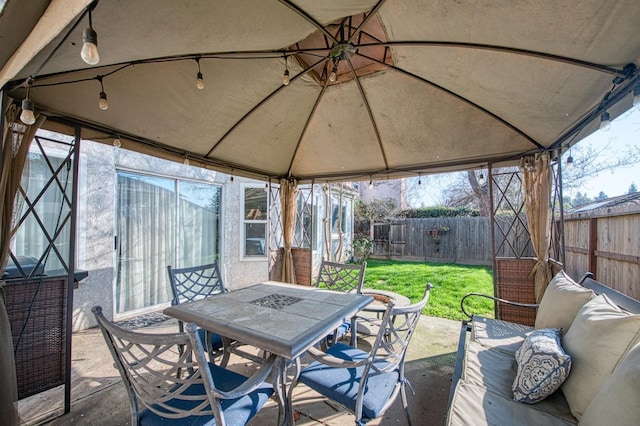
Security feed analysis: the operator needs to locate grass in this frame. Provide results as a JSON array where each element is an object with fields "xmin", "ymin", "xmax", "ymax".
[{"xmin": 363, "ymin": 259, "xmax": 494, "ymax": 320}]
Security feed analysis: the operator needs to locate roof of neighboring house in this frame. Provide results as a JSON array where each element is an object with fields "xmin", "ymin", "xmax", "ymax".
[{"xmin": 565, "ymin": 192, "xmax": 640, "ymax": 218}]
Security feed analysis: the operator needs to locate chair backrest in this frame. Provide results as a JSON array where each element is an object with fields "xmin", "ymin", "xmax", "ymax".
[
  {"xmin": 368, "ymin": 283, "xmax": 433, "ymax": 374},
  {"xmin": 314, "ymin": 260, "xmax": 366, "ymax": 293},
  {"xmin": 167, "ymin": 262, "xmax": 227, "ymax": 306},
  {"xmin": 91, "ymin": 306, "xmax": 219, "ymax": 424}
]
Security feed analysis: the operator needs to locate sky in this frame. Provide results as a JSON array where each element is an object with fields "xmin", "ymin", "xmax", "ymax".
[{"xmin": 410, "ymin": 106, "xmax": 640, "ymax": 207}]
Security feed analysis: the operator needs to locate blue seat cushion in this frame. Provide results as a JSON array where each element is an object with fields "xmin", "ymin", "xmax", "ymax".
[
  {"xmin": 197, "ymin": 327, "xmax": 224, "ymax": 350},
  {"xmin": 299, "ymin": 342, "xmax": 399, "ymax": 421},
  {"xmin": 138, "ymin": 363, "xmax": 273, "ymax": 426},
  {"xmin": 327, "ymin": 321, "xmax": 351, "ymax": 345}
]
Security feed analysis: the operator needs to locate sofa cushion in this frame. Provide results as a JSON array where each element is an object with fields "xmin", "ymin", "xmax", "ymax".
[
  {"xmin": 513, "ymin": 328, "xmax": 571, "ymax": 403},
  {"xmin": 561, "ymin": 295, "xmax": 640, "ymax": 420},
  {"xmin": 579, "ymin": 342, "xmax": 640, "ymax": 426},
  {"xmin": 462, "ymin": 340, "xmax": 575, "ymax": 422},
  {"xmin": 534, "ymin": 271, "xmax": 594, "ymax": 333},
  {"xmin": 471, "ymin": 315, "xmax": 533, "ymax": 354},
  {"xmin": 446, "ymin": 381, "xmax": 577, "ymax": 426}
]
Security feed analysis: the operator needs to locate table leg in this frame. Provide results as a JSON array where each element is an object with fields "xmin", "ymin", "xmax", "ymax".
[{"xmin": 273, "ymin": 356, "xmax": 301, "ymax": 426}]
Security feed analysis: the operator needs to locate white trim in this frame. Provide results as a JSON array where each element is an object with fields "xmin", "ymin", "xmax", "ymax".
[{"xmin": 240, "ymin": 183, "xmax": 268, "ymax": 261}]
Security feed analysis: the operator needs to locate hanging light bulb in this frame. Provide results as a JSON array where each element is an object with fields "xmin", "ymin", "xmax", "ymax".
[
  {"xmin": 418, "ymin": 174, "xmax": 422, "ymax": 186},
  {"xmin": 230, "ymin": 175, "xmax": 234, "ymax": 183},
  {"xmin": 184, "ymin": 156, "xmax": 190, "ymax": 165},
  {"xmin": 283, "ymin": 56, "xmax": 290, "ymax": 86},
  {"xmin": 368, "ymin": 177, "xmax": 373, "ymax": 189},
  {"xmin": 329, "ymin": 61, "xmax": 338, "ymax": 82},
  {"xmin": 195, "ymin": 57, "xmax": 204, "ymax": 90},
  {"xmin": 97, "ymin": 76, "xmax": 108, "ymax": 110},
  {"xmin": 20, "ymin": 98, "xmax": 36, "ymax": 125},
  {"xmin": 20, "ymin": 82, "xmax": 36, "ymax": 125},
  {"xmin": 81, "ymin": 8, "xmax": 100, "ymax": 65},
  {"xmin": 113, "ymin": 135, "xmax": 121, "ymax": 148},
  {"xmin": 599, "ymin": 111, "xmax": 611, "ymax": 132},
  {"xmin": 566, "ymin": 153, "xmax": 574, "ymax": 169},
  {"xmin": 633, "ymin": 84, "xmax": 640, "ymax": 110},
  {"xmin": 478, "ymin": 169, "xmax": 486, "ymax": 186}
]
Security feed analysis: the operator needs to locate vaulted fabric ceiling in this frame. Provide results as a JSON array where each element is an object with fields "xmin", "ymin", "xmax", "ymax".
[{"xmin": 2, "ymin": 0, "xmax": 639, "ymax": 183}]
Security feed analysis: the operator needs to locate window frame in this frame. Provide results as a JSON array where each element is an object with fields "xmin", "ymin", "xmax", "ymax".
[{"xmin": 240, "ymin": 183, "xmax": 268, "ymax": 261}]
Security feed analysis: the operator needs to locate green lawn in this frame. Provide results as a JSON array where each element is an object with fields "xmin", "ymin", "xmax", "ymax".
[{"xmin": 363, "ymin": 259, "xmax": 494, "ymax": 320}]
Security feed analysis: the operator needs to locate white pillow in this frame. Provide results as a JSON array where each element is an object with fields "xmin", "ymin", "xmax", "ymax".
[
  {"xmin": 560, "ymin": 295, "xmax": 640, "ymax": 420},
  {"xmin": 512, "ymin": 328, "xmax": 571, "ymax": 403},
  {"xmin": 535, "ymin": 271, "xmax": 594, "ymax": 333},
  {"xmin": 580, "ymin": 342, "xmax": 640, "ymax": 426}
]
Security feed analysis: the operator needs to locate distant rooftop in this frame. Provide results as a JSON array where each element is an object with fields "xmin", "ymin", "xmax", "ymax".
[{"xmin": 566, "ymin": 192, "xmax": 640, "ymax": 218}]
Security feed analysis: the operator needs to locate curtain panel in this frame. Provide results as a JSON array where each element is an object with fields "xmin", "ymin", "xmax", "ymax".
[
  {"xmin": 279, "ymin": 179, "xmax": 298, "ymax": 284},
  {"xmin": 1, "ymin": 103, "xmax": 45, "ymax": 425},
  {"xmin": 520, "ymin": 152, "xmax": 553, "ymax": 302}
]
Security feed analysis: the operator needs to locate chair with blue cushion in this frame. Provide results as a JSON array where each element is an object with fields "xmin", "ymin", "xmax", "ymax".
[
  {"xmin": 313, "ymin": 260, "xmax": 366, "ymax": 347},
  {"xmin": 293, "ymin": 283, "xmax": 433, "ymax": 426},
  {"xmin": 92, "ymin": 305, "xmax": 276, "ymax": 426},
  {"xmin": 167, "ymin": 262, "xmax": 230, "ymax": 365}
]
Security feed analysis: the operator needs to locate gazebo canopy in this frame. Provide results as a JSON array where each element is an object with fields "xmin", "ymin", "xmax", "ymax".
[{"xmin": 2, "ymin": 0, "xmax": 640, "ymax": 182}]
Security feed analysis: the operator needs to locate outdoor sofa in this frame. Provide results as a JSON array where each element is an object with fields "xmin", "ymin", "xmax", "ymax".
[{"xmin": 446, "ymin": 270, "xmax": 640, "ymax": 425}]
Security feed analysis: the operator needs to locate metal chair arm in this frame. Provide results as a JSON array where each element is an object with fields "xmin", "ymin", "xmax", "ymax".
[
  {"xmin": 306, "ymin": 346, "xmax": 369, "ymax": 369},
  {"xmin": 460, "ymin": 292, "xmax": 539, "ymax": 320}
]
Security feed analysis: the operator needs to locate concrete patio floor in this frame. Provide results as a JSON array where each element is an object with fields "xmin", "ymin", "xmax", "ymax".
[{"xmin": 17, "ymin": 314, "xmax": 461, "ymax": 426}]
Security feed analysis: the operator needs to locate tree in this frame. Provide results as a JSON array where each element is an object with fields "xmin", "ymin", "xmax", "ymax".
[
  {"xmin": 571, "ymin": 192, "xmax": 591, "ymax": 207},
  {"xmin": 628, "ymin": 182, "xmax": 638, "ymax": 194},
  {"xmin": 354, "ymin": 198, "xmax": 401, "ymax": 238},
  {"xmin": 594, "ymin": 191, "xmax": 608, "ymax": 201}
]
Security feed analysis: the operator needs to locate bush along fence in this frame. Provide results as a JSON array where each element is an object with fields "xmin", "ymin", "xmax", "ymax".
[{"xmin": 371, "ymin": 216, "xmax": 535, "ymax": 265}]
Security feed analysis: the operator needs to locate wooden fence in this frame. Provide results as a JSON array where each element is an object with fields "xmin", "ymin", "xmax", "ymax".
[
  {"xmin": 372, "ymin": 217, "xmax": 535, "ymax": 266},
  {"xmin": 564, "ymin": 204, "xmax": 640, "ymax": 299}
]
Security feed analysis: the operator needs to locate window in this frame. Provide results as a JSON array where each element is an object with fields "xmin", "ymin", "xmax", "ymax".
[
  {"xmin": 115, "ymin": 172, "xmax": 221, "ymax": 314},
  {"xmin": 242, "ymin": 186, "xmax": 268, "ymax": 258}
]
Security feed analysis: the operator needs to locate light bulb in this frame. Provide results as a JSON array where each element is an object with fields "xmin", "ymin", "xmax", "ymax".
[
  {"xmin": 368, "ymin": 179, "xmax": 373, "ymax": 189},
  {"xmin": 184, "ymin": 157, "xmax": 190, "ymax": 165},
  {"xmin": 20, "ymin": 98, "xmax": 36, "ymax": 125},
  {"xmin": 283, "ymin": 69, "xmax": 290, "ymax": 86},
  {"xmin": 599, "ymin": 112, "xmax": 611, "ymax": 132},
  {"xmin": 113, "ymin": 136, "xmax": 121, "ymax": 148},
  {"xmin": 196, "ymin": 72, "xmax": 204, "ymax": 90},
  {"xmin": 81, "ymin": 27, "xmax": 100, "ymax": 65},
  {"xmin": 478, "ymin": 172, "xmax": 486, "ymax": 186},
  {"xmin": 98, "ymin": 92, "xmax": 108, "ymax": 110},
  {"xmin": 329, "ymin": 67, "xmax": 337, "ymax": 82},
  {"xmin": 566, "ymin": 155, "xmax": 574, "ymax": 169},
  {"xmin": 633, "ymin": 85, "xmax": 640, "ymax": 110}
]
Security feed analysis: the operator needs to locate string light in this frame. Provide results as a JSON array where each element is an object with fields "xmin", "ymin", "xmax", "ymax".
[
  {"xmin": 96, "ymin": 76, "xmax": 108, "ymax": 110},
  {"xmin": 566, "ymin": 152, "xmax": 574, "ymax": 169},
  {"xmin": 184, "ymin": 156, "xmax": 190, "ymax": 165},
  {"xmin": 195, "ymin": 57, "xmax": 204, "ymax": 90},
  {"xmin": 599, "ymin": 111, "xmax": 611, "ymax": 132},
  {"xmin": 81, "ymin": 8, "xmax": 100, "ymax": 65},
  {"xmin": 329, "ymin": 60, "xmax": 338, "ymax": 82},
  {"xmin": 283, "ymin": 56, "xmax": 290, "ymax": 86},
  {"xmin": 478, "ymin": 168, "xmax": 486, "ymax": 186},
  {"xmin": 20, "ymin": 78, "xmax": 36, "ymax": 125},
  {"xmin": 113, "ymin": 135, "xmax": 121, "ymax": 148},
  {"xmin": 368, "ymin": 176, "xmax": 373, "ymax": 189},
  {"xmin": 418, "ymin": 174, "xmax": 422, "ymax": 186}
]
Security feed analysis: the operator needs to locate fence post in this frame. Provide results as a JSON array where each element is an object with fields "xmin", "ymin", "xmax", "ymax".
[{"xmin": 589, "ymin": 218, "xmax": 598, "ymax": 278}]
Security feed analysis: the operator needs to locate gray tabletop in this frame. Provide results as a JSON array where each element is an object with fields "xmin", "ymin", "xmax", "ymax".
[{"xmin": 164, "ymin": 281, "xmax": 373, "ymax": 359}]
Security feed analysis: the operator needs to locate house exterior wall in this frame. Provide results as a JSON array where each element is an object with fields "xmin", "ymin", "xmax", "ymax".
[
  {"xmin": 72, "ymin": 141, "xmax": 357, "ymax": 331},
  {"xmin": 73, "ymin": 141, "xmax": 269, "ymax": 331}
]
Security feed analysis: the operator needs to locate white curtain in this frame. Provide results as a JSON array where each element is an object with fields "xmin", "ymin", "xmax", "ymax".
[{"xmin": 115, "ymin": 174, "xmax": 175, "ymax": 313}]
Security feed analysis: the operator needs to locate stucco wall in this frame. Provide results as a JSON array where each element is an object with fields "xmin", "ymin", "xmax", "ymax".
[{"xmin": 73, "ymin": 141, "xmax": 268, "ymax": 331}]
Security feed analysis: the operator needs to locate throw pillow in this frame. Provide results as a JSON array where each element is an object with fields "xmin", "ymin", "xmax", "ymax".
[
  {"xmin": 535, "ymin": 270, "xmax": 594, "ymax": 333},
  {"xmin": 561, "ymin": 294, "xmax": 640, "ymax": 420},
  {"xmin": 580, "ymin": 342, "xmax": 640, "ymax": 426},
  {"xmin": 512, "ymin": 328, "xmax": 571, "ymax": 403}
]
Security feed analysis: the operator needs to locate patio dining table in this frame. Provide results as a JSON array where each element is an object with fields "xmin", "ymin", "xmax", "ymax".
[{"xmin": 163, "ymin": 280, "xmax": 373, "ymax": 426}]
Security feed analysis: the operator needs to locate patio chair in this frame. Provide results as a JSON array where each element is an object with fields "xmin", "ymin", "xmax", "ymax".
[
  {"xmin": 167, "ymin": 262, "xmax": 231, "ymax": 365},
  {"xmin": 313, "ymin": 260, "xmax": 366, "ymax": 347},
  {"xmin": 91, "ymin": 306, "xmax": 276, "ymax": 426},
  {"xmin": 292, "ymin": 283, "xmax": 433, "ymax": 426}
]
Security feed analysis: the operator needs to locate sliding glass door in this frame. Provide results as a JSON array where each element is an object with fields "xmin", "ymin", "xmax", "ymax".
[{"xmin": 115, "ymin": 172, "xmax": 221, "ymax": 315}]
